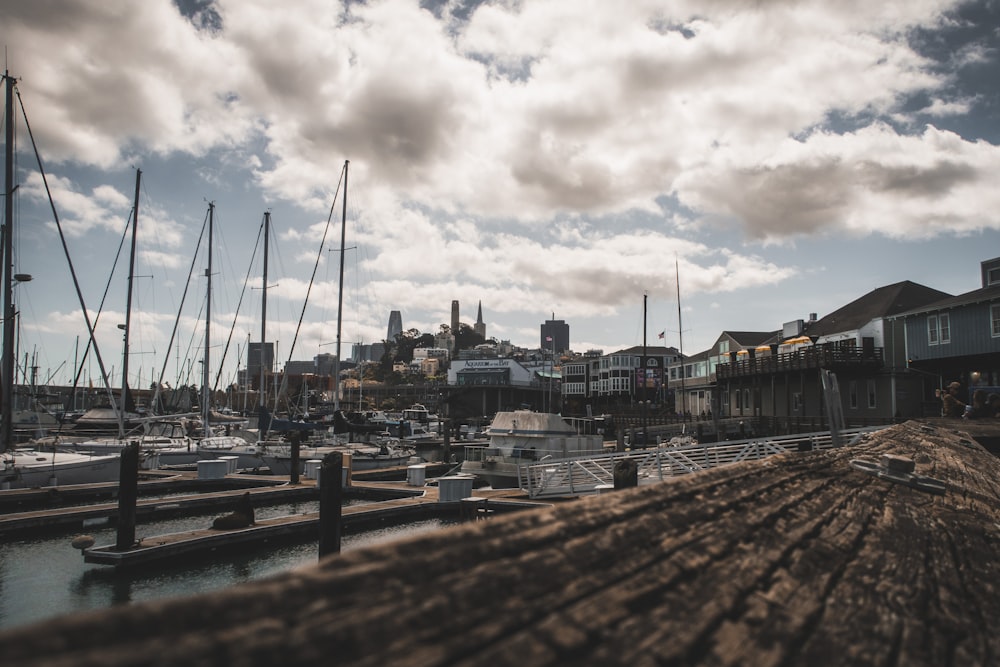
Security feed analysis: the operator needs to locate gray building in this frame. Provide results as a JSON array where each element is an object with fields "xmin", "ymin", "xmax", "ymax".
[
  {"xmin": 541, "ymin": 318, "xmax": 570, "ymax": 353},
  {"xmin": 387, "ymin": 310, "xmax": 402, "ymax": 342}
]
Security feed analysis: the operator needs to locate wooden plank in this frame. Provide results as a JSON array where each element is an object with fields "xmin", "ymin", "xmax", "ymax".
[{"xmin": 2, "ymin": 420, "xmax": 999, "ymax": 666}]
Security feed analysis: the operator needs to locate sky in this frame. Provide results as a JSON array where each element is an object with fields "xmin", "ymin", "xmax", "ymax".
[{"xmin": 2, "ymin": 0, "xmax": 1000, "ymax": 391}]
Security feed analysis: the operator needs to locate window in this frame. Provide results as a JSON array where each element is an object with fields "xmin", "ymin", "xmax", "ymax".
[
  {"xmin": 992, "ymin": 304, "xmax": 1000, "ymax": 338},
  {"xmin": 989, "ymin": 267, "xmax": 1000, "ymax": 286},
  {"xmin": 849, "ymin": 380, "xmax": 858, "ymax": 409},
  {"xmin": 939, "ymin": 313, "xmax": 950, "ymax": 344},
  {"xmin": 867, "ymin": 380, "xmax": 877, "ymax": 409},
  {"xmin": 792, "ymin": 392, "xmax": 801, "ymax": 412},
  {"xmin": 927, "ymin": 313, "xmax": 951, "ymax": 345},
  {"xmin": 719, "ymin": 340, "xmax": 730, "ymax": 354}
]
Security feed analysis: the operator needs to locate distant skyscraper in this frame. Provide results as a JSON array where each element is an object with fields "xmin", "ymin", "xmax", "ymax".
[
  {"xmin": 540, "ymin": 317, "xmax": 570, "ymax": 353},
  {"xmin": 474, "ymin": 301, "xmax": 486, "ymax": 339},
  {"xmin": 387, "ymin": 310, "xmax": 402, "ymax": 341},
  {"xmin": 247, "ymin": 342, "xmax": 274, "ymax": 387},
  {"xmin": 451, "ymin": 300, "xmax": 460, "ymax": 333}
]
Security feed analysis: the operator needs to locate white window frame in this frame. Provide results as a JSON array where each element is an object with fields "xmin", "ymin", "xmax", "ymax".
[
  {"xmin": 867, "ymin": 379, "xmax": 877, "ymax": 409},
  {"xmin": 992, "ymin": 304, "xmax": 1000, "ymax": 338},
  {"xmin": 939, "ymin": 313, "xmax": 950, "ymax": 344},
  {"xmin": 928, "ymin": 315, "xmax": 939, "ymax": 345}
]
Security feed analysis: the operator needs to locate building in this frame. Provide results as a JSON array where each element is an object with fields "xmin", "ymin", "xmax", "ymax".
[
  {"xmin": 716, "ymin": 280, "xmax": 953, "ymax": 427},
  {"xmin": 386, "ymin": 310, "xmax": 402, "ymax": 342},
  {"xmin": 447, "ymin": 358, "xmax": 536, "ymax": 387},
  {"xmin": 451, "ymin": 300, "xmax": 460, "ymax": 333},
  {"xmin": 887, "ymin": 256, "xmax": 1000, "ymax": 406},
  {"xmin": 540, "ymin": 317, "xmax": 570, "ymax": 353},
  {"xmin": 246, "ymin": 342, "xmax": 274, "ymax": 388},
  {"xmin": 474, "ymin": 301, "xmax": 486, "ymax": 339}
]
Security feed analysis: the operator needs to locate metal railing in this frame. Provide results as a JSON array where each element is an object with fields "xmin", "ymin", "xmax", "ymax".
[{"xmin": 519, "ymin": 426, "xmax": 886, "ymax": 498}]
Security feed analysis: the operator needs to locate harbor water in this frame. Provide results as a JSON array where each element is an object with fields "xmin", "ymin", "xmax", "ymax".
[{"xmin": 0, "ymin": 499, "xmax": 457, "ymax": 632}]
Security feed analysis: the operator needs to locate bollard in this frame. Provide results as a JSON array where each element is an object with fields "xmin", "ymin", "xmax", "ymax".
[
  {"xmin": 290, "ymin": 432, "xmax": 301, "ymax": 485},
  {"xmin": 115, "ymin": 441, "xmax": 140, "ymax": 551},
  {"xmin": 613, "ymin": 458, "xmax": 638, "ymax": 490},
  {"xmin": 318, "ymin": 451, "xmax": 343, "ymax": 558}
]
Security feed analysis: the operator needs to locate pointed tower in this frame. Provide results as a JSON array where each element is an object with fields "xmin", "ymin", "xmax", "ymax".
[{"xmin": 474, "ymin": 301, "xmax": 486, "ymax": 338}]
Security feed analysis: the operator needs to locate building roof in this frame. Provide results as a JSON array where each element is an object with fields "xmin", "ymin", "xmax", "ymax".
[
  {"xmin": 806, "ymin": 281, "xmax": 952, "ymax": 337},
  {"xmin": 719, "ymin": 331, "xmax": 782, "ymax": 348},
  {"xmin": 886, "ymin": 283, "xmax": 1000, "ymax": 319}
]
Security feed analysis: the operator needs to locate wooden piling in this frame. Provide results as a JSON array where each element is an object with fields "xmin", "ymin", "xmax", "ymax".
[
  {"xmin": 290, "ymin": 431, "xmax": 301, "ymax": 484},
  {"xmin": 613, "ymin": 458, "xmax": 637, "ymax": 489},
  {"xmin": 318, "ymin": 451, "xmax": 343, "ymax": 558},
  {"xmin": 114, "ymin": 441, "xmax": 140, "ymax": 551}
]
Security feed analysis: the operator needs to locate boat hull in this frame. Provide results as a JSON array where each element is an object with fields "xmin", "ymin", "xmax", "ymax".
[{"xmin": 1, "ymin": 450, "xmax": 121, "ymax": 489}]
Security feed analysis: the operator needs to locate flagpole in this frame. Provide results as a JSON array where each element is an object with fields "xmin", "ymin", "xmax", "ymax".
[{"xmin": 676, "ymin": 255, "xmax": 686, "ymax": 421}]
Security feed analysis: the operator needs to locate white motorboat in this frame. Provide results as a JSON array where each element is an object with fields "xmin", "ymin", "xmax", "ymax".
[{"xmin": 460, "ymin": 410, "xmax": 608, "ymax": 489}]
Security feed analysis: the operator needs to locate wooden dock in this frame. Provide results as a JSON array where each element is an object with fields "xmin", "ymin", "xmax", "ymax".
[
  {"xmin": 80, "ymin": 483, "xmax": 544, "ymax": 567},
  {"xmin": 2, "ymin": 419, "xmax": 1000, "ymax": 666}
]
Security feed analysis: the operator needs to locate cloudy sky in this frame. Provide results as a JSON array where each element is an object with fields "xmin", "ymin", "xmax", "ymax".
[{"xmin": 3, "ymin": 0, "xmax": 1000, "ymax": 390}]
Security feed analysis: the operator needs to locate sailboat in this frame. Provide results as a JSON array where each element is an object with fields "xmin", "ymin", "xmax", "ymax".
[
  {"xmin": 1, "ymin": 70, "xmax": 120, "ymax": 489},
  {"xmin": 258, "ymin": 161, "xmax": 412, "ymax": 475}
]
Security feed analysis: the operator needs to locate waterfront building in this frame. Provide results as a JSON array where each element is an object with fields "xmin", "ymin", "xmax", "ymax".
[{"xmin": 887, "ymin": 256, "xmax": 1000, "ymax": 405}]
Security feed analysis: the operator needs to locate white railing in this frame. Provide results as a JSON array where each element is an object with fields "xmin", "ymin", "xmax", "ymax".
[{"xmin": 519, "ymin": 426, "xmax": 885, "ymax": 498}]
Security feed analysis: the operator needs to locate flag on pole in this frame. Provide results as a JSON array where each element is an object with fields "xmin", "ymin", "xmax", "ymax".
[{"xmin": 658, "ymin": 330, "xmax": 665, "ymax": 339}]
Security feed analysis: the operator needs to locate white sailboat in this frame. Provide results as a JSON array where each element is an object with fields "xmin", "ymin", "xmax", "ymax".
[{"xmin": 0, "ymin": 70, "xmax": 119, "ymax": 489}]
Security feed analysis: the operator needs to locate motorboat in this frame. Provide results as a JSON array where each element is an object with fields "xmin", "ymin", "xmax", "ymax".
[{"xmin": 460, "ymin": 410, "xmax": 608, "ymax": 489}]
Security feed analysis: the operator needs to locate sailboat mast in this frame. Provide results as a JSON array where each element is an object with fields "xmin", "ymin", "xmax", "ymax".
[
  {"xmin": 203, "ymin": 202, "xmax": 213, "ymax": 438},
  {"xmin": 333, "ymin": 159, "xmax": 348, "ymax": 413},
  {"xmin": 119, "ymin": 168, "xmax": 141, "ymax": 439},
  {"xmin": 259, "ymin": 212, "xmax": 269, "ymax": 412},
  {"xmin": 1, "ymin": 72, "xmax": 15, "ymax": 451}
]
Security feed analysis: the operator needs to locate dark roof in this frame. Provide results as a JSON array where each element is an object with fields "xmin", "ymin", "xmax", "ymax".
[
  {"xmin": 886, "ymin": 283, "xmax": 1000, "ymax": 319},
  {"xmin": 806, "ymin": 281, "xmax": 952, "ymax": 337},
  {"xmin": 719, "ymin": 331, "xmax": 782, "ymax": 347}
]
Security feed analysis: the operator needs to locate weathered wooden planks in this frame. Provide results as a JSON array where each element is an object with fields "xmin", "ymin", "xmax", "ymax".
[{"xmin": 2, "ymin": 420, "xmax": 1000, "ymax": 666}]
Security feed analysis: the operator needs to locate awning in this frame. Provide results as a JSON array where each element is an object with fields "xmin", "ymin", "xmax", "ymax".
[{"xmin": 780, "ymin": 336, "xmax": 813, "ymax": 345}]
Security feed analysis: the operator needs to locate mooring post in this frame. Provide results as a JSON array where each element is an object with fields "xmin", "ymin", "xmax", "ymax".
[
  {"xmin": 442, "ymin": 418, "xmax": 451, "ymax": 464},
  {"xmin": 290, "ymin": 431, "xmax": 301, "ymax": 484},
  {"xmin": 115, "ymin": 441, "xmax": 140, "ymax": 551},
  {"xmin": 319, "ymin": 451, "xmax": 343, "ymax": 558},
  {"xmin": 613, "ymin": 458, "xmax": 638, "ymax": 490}
]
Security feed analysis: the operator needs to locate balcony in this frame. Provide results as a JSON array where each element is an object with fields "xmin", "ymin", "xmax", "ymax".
[{"xmin": 715, "ymin": 345, "xmax": 884, "ymax": 379}]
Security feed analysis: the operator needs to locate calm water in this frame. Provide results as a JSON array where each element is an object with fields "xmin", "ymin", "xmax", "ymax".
[{"xmin": 0, "ymin": 500, "xmax": 457, "ymax": 632}]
